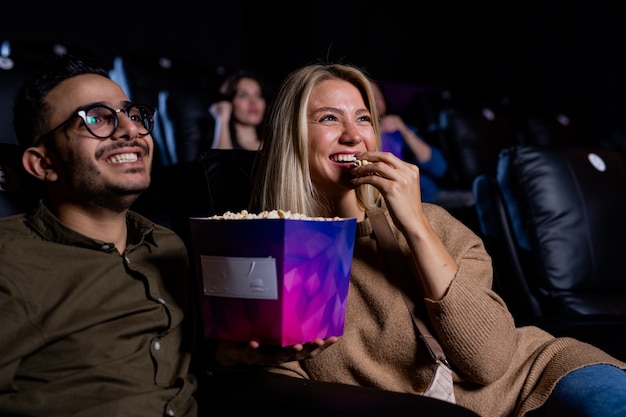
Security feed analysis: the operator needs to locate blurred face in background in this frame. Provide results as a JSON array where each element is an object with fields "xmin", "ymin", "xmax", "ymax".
[
  {"xmin": 370, "ymin": 81, "xmax": 387, "ymax": 117},
  {"xmin": 232, "ymin": 77, "xmax": 266, "ymax": 127}
]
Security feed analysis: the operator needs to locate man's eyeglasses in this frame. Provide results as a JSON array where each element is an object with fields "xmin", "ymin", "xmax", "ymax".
[{"xmin": 34, "ymin": 103, "xmax": 156, "ymax": 145}]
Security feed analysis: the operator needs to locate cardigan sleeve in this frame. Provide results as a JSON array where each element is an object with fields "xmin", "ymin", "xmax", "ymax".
[{"xmin": 410, "ymin": 204, "xmax": 519, "ymax": 384}]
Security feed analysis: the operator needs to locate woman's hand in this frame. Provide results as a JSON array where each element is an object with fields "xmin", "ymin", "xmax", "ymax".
[
  {"xmin": 351, "ymin": 151, "xmax": 424, "ymax": 229},
  {"xmin": 351, "ymin": 151, "xmax": 458, "ymax": 300},
  {"xmin": 380, "ymin": 114, "xmax": 407, "ymax": 133},
  {"xmin": 214, "ymin": 336, "xmax": 339, "ymax": 367},
  {"xmin": 209, "ymin": 100, "xmax": 233, "ymax": 122}
]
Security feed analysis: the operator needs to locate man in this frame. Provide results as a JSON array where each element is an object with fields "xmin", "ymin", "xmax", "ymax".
[{"xmin": 0, "ymin": 54, "xmax": 199, "ymax": 416}]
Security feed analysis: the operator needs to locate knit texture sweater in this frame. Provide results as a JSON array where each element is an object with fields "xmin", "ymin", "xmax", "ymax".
[{"xmin": 266, "ymin": 203, "xmax": 626, "ymax": 417}]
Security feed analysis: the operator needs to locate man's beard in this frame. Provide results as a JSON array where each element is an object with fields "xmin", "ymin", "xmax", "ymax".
[
  {"xmin": 62, "ymin": 157, "xmax": 150, "ymax": 214},
  {"xmin": 90, "ymin": 183, "xmax": 147, "ymax": 213}
]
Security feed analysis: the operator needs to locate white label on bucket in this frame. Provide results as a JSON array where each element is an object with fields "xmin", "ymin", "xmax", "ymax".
[{"xmin": 200, "ymin": 255, "xmax": 278, "ymax": 300}]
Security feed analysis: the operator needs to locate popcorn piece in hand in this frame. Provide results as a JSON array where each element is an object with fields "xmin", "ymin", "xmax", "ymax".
[{"xmin": 353, "ymin": 159, "xmax": 371, "ymax": 167}]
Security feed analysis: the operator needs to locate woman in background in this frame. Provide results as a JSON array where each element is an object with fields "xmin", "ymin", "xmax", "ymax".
[
  {"xmin": 210, "ymin": 69, "xmax": 268, "ymax": 150},
  {"xmin": 370, "ymin": 80, "xmax": 474, "ymax": 210}
]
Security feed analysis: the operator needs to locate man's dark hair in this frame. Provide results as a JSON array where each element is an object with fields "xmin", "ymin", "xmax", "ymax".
[{"xmin": 12, "ymin": 53, "xmax": 110, "ymax": 147}]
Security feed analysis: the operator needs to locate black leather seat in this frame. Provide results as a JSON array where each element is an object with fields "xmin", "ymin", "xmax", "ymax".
[
  {"xmin": 437, "ymin": 97, "xmax": 519, "ymax": 191},
  {"xmin": 473, "ymin": 145, "xmax": 626, "ymax": 360},
  {"xmin": 188, "ymin": 148, "xmax": 259, "ymax": 218},
  {"xmin": 0, "ymin": 143, "xmax": 42, "ymax": 217}
]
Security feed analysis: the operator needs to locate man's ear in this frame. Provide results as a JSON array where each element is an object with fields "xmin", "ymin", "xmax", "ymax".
[{"xmin": 22, "ymin": 146, "xmax": 58, "ymax": 182}]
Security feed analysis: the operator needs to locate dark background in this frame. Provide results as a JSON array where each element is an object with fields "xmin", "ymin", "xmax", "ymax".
[
  {"xmin": 4, "ymin": 1, "xmax": 626, "ymax": 90},
  {"xmin": 2, "ymin": 1, "xmax": 626, "ymax": 143}
]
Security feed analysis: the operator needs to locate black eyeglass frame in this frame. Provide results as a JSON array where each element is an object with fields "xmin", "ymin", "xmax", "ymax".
[{"xmin": 34, "ymin": 102, "xmax": 156, "ymax": 146}]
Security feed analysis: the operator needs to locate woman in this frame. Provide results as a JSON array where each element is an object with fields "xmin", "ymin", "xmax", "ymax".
[
  {"xmin": 217, "ymin": 63, "xmax": 626, "ymax": 416},
  {"xmin": 209, "ymin": 70, "xmax": 267, "ymax": 150},
  {"xmin": 370, "ymin": 80, "xmax": 474, "ymax": 210}
]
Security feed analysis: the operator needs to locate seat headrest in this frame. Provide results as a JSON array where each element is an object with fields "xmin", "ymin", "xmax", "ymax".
[
  {"xmin": 0, "ymin": 143, "xmax": 42, "ymax": 217},
  {"xmin": 189, "ymin": 149, "xmax": 259, "ymax": 217},
  {"xmin": 497, "ymin": 145, "xmax": 626, "ymax": 291},
  {"xmin": 440, "ymin": 105, "xmax": 518, "ymax": 188}
]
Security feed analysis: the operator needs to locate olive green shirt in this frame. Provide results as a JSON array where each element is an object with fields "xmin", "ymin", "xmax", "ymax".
[{"xmin": 0, "ymin": 201, "xmax": 198, "ymax": 416}]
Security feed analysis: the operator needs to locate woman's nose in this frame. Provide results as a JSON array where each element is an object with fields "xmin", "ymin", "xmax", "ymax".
[{"xmin": 340, "ymin": 122, "xmax": 363, "ymax": 144}]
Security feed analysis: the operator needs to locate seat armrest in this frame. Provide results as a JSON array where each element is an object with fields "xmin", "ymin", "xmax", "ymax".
[{"xmin": 198, "ymin": 369, "xmax": 479, "ymax": 417}]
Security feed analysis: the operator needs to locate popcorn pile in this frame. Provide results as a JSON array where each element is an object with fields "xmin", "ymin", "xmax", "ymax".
[{"xmin": 207, "ymin": 209, "xmax": 343, "ymax": 221}]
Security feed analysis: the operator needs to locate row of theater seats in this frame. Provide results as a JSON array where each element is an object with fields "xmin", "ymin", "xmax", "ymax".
[
  {"xmin": 0, "ymin": 39, "xmax": 241, "ymax": 163},
  {"xmin": 405, "ymin": 87, "xmax": 622, "ymax": 192},
  {"xmin": 3, "ymin": 40, "xmax": 626, "ymax": 218},
  {"xmin": 407, "ymin": 88, "xmax": 626, "ymax": 360},
  {"xmin": 153, "ymin": 76, "xmax": 626, "ymax": 237},
  {"xmin": 4, "ymin": 40, "xmax": 626, "ymax": 230}
]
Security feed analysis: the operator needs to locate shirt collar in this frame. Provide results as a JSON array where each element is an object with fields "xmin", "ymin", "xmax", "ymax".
[{"xmin": 26, "ymin": 200, "xmax": 156, "ymax": 253}]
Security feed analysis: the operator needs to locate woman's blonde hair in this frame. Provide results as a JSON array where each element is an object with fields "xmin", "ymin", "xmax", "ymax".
[{"xmin": 249, "ymin": 63, "xmax": 382, "ymax": 217}]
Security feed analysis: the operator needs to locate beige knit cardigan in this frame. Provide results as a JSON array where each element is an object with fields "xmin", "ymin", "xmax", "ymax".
[{"xmin": 266, "ymin": 203, "xmax": 626, "ymax": 417}]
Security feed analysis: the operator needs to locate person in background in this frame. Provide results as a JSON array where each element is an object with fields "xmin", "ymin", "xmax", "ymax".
[
  {"xmin": 370, "ymin": 80, "xmax": 474, "ymax": 210},
  {"xmin": 209, "ymin": 69, "xmax": 268, "ymax": 150},
  {"xmin": 216, "ymin": 62, "xmax": 626, "ymax": 417},
  {"xmin": 0, "ymin": 54, "xmax": 199, "ymax": 416}
]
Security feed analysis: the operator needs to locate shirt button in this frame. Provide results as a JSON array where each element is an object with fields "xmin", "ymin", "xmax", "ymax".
[
  {"xmin": 154, "ymin": 340, "xmax": 161, "ymax": 351},
  {"xmin": 124, "ymin": 256, "xmax": 131, "ymax": 263},
  {"xmin": 157, "ymin": 297, "xmax": 166, "ymax": 304},
  {"xmin": 167, "ymin": 409, "xmax": 175, "ymax": 416},
  {"xmin": 101, "ymin": 244, "xmax": 111, "ymax": 250}
]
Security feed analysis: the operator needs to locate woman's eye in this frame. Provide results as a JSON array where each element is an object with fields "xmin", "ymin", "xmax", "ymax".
[
  {"xmin": 319, "ymin": 114, "xmax": 338, "ymax": 122},
  {"xmin": 357, "ymin": 115, "xmax": 372, "ymax": 123}
]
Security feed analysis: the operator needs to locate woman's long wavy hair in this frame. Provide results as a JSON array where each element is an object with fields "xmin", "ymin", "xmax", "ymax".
[{"xmin": 249, "ymin": 63, "xmax": 382, "ymax": 217}]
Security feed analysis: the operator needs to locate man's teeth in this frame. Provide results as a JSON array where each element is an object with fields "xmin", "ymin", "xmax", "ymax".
[{"xmin": 108, "ymin": 153, "xmax": 138, "ymax": 163}]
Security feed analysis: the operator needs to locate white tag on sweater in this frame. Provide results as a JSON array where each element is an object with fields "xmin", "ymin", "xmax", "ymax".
[{"xmin": 422, "ymin": 360, "xmax": 456, "ymax": 404}]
